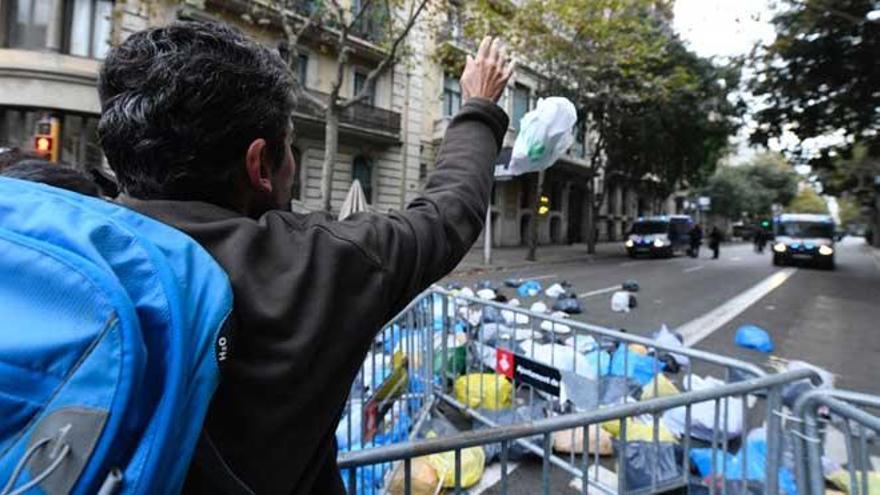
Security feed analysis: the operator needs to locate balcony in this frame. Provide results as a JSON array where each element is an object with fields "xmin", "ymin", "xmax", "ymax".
[{"xmin": 293, "ymin": 89, "xmax": 401, "ymax": 143}]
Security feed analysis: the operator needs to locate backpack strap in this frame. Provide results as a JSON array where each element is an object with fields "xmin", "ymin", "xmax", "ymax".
[{"xmin": 192, "ymin": 432, "xmax": 255, "ymax": 495}]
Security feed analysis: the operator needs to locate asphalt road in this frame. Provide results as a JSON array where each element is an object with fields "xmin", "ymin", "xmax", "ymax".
[{"xmin": 437, "ymin": 237, "xmax": 880, "ymax": 494}]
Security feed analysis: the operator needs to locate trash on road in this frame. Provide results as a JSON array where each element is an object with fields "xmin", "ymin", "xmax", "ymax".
[
  {"xmin": 424, "ymin": 430, "xmax": 486, "ymax": 489},
  {"xmin": 387, "ymin": 458, "xmax": 440, "ymax": 495},
  {"xmin": 611, "ymin": 290, "xmax": 634, "ymax": 313},
  {"xmin": 545, "ymin": 282, "xmax": 566, "ymax": 298},
  {"xmin": 552, "ymin": 294, "xmax": 583, "ymax": 314},
  {"xmin": 517, "ymin": 280, "xmax": 542, "ymax": 297},
  {"xmin": 539, "ymin": 319, "xmax": 572, "ymax": 334},
  {"xmin": 663, "ymin": 375, "xmax": 744, "ymax": 441},
  {"xmin": 530, "ymin": 301, "xmax": 548, "ymax": 313},
  {"xmin": 735, "ymin": 324, "xmax": 775, "ymax": 353},
  {"xmin": 609, "ymin": 345, "xmax": 664, "ymax": 385},
  {"xmin": 619, "ymin": 441, "xmax": 683, "ymax": 490},
  {"xmin": 622, "ymin": 279, "xmax": 640, "ymax": 292},
  {"xmin": 454, "ymin": 373, "xmax": 512, "ymax": 410},
  {"xmin": 553, "ymin": 424, "xmax": 613, "ymax": 455},
  {"xmin": 476, "ymin": 288, "xmax": 497, "ymax": 300},
  {"xmin": 640, "ymin": 373, "xmax": 680, "ymax": 399},
  {"xmin": 652, "ymin": 324, "xmax": 691, "ymax": 370},
  {"xmin": 602, "ymin": 418, "xmax": 678, "ymax": 443}
]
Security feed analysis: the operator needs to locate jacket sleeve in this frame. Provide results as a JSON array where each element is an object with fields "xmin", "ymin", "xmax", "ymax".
[{"xmin": 328, "ymin": 97, "xmax": 509, "ymax": 316}]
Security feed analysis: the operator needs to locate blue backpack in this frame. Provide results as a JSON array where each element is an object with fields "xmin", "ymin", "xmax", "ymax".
[{"xmin": 0, "ymin": 177, "xmax": 234, "ymax": 494}]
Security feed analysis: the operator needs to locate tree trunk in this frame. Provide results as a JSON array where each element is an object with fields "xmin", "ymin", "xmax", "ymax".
[
  {"xmin": 320, "ymin": 108, "xmax": 339, "ymax": 212},
  {"xmin": 585, "ymin": 181, "xmax": 597, "ymax": 254},
  {"xmin": 526, "ymin": 171, "xmax": 545, "ymax": 261}
]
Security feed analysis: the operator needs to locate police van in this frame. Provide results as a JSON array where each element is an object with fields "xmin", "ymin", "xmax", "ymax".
[{"xmin": 625, "ymin": 215, "xmax": 694, "ymax": 258}]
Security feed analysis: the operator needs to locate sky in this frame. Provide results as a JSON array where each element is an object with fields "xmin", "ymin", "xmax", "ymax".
[{"xmin": 673, "ymin": 0, "xmax": 778, "ymax": 165}]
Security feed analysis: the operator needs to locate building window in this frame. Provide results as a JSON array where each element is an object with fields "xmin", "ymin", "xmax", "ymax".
[
  {"xmin": 512, "ymin": 84, "xmax": 531, "ymax": 132},
  {"xmin": 3, "ymin": 0, "xmax": 113, "ymax": 59},
  {"xmin": 297, "ymin": 54, "xmax": 309, "ymax": 87},
  {"xmin": 5, "ymin": 0, "xmax": 51, "ymax": 50},
  {"xmin": 291, "ymin": 146, "xmax": 303, "ymax": 200},
  {"xmin": 442, "ymin": 74, "xmax": 461, "ymax": 117},
  {"xmin": 352, "ymin": 155, "xmax": 373, "ymax": 204},
  {"xmin": 353, "ymin": 71, "xmax": 374, "ymax": 105}
]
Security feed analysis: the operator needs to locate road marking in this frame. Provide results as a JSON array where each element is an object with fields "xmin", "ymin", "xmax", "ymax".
[
  {"xmin": 679, "ymin": 267, "xmax": 798, "ymax": 346},
  {"xmin": 470, "ymin": 462, "xmax": 520, "ymax": 494},
  {"xmin": 683, "ymin": 265, "xmax": 704, "ymax": 273},
  {"xmin": 618, "ymin": 260, "xmax": 643, "ymax": 267},
  {"xmin": 578, "ymin": 285, "xmax": 621, "ymax": 299},
  {"xmin": 731, "ymin": 256, "xmax": 742, "ymax": 261}
]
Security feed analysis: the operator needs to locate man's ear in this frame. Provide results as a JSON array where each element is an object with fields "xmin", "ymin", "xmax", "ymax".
[{"xmin": 245, "ymin": 138, "xmax": 273, "ymax": 194}]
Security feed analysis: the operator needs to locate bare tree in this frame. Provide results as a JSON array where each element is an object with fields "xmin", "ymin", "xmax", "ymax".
[{"xmin": 258, "ymin": 0, "xmax": 431, "ymax": 212}]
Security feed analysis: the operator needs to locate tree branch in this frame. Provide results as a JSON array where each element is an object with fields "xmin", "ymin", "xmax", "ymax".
[
  {"xmin": 340, "ymin": 0, "xmax": 429, "ymax": 109},
  {"xmin": 346, "ymin": 0, "xmax": 376, "ymax": 30},
  {"xmin": 328, "ymin": 2, "xmax": 351, "ymax": 108},
  {"xmin": 274, "ymin": 0, "xmax": 328, "ymax": 111}
]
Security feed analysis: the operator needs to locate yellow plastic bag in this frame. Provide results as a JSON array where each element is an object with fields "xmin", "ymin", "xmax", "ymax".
[
  {"xmin": 827, "ymin": 470, "xmax": 880, "ymax": 494},
  {"xmin": 388, "ymin": 457, "xmax": 442, "ymax": 495},
  {"xmin": 552, "ymin": 424, "xmax": 613, "ymax": 455},
  {"xmin": 629, "ymin": 344, "xmax": 649, "ymax": 355},
  {"xmin": 641, "ymin": 374, "xmax": 680, "ymax": 399},
  {"xmin": 454, "ymin": 373, "xmax": 512, "ymax": 411},
  {"xmin": 601, "ymin": 418, "xmax": 677, "ymax": 443},
  {"xmin": 424, "ymin": 432, "xmax": 486, "ymax": 488}
]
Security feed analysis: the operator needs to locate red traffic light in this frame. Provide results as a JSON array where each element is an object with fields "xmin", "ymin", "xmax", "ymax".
[{"xmin": 35, "ymin": 136, "xmax": 52, "ymax": 153}]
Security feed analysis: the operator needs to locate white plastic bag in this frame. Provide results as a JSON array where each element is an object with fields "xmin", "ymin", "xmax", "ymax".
[
  {"xmin": 662, "ymin": 375, "xmax": 744, "ymax": 441},
  {"xmin": 509, "ymin": 97, "xmax": 578, "ymax": 175},
  {"xmin": 519, "ymin": 339, "xmax": 595, "ymax": 377},
  {"xmin": 476, "ymin": 288, "xmax": 497, "ymax": 300},
  {"xmin": 611, "ymin": 291, "xmax": 632, "ymax": 313},
  {"xmin": 530, "ymin": 301, "xmax": 548, "ymax": 313},
  {"xmin": 545, "ymin": 283, "xmax": 566, "ymax": 298},
  {"xmin": 652, "ymin": 324, "xmax": 690, "ymax": 369}
]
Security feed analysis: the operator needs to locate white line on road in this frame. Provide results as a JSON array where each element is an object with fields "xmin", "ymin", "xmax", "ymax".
[
  {"xmin": 578, "ymin": 285, "xmax": 621, "ymax": 299},
  {"xmin": 618, "ymin": 260, "xmax": 643, "ymax": 267},
  {"xmin": 679, "ymin": 267, "xmax": 798, "ymax": 346},
  {"xmin": 683, "ymin": 265, "xmax": 705, "ymax": 273},
  {"xmin": 731, "ymin": 256, "xmax": 742, "ymax": 261}
]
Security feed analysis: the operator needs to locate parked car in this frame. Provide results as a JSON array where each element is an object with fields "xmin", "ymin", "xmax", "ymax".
[
  {"xmin": 625, "ymin": 215, "xmax": 694, "ymax": 258},
  {"xmin": 771, "ymin": 213, "xmax": 837, "ymax": 270}
]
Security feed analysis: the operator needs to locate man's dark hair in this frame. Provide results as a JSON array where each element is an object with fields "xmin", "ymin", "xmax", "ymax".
[
  {"xmin": 1, "ymin": 160, "xmax": 102, "ymax": 197},
  {"xmin": 97, "ymin": 21, "xmax": 294, "ymax": 205}
]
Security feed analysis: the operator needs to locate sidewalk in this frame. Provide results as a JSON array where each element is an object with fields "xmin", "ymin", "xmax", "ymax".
[{"xmin": 451, "ymin": 241, "xmax": 626, "ymax": 275}]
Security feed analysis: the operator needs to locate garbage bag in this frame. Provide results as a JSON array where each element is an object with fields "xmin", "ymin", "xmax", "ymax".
[
  {"xmin": 777, "ymin": 360, "xmax": 835, "ymax": 409},
  {"xmin": 827, "ymin": 470, "xmax": 880, "ymax": 494},
  {"xmin": 553, "ymin": 424, "xmax": 613, "ymax": 456},
  {"xmin": 734, "ymin": 324, "xmax": 774, "ymax": 352},
  {"xmin": 481, "ymin": 305, "xmax": 503, "ymax": 324},
  {"xmin": 530, "ymin": 301, "xmax": 548, "ymax": 313},
  {"xmin": 423, "ymin": 431, "xmax": 486, "ymax": 489},
  {"xmin": 602, "ymin": 418, "xmax": 677, "ymax": 443},
  {"xmin": 545, "ymin": 283, "xmax": 566, "ymax": 298},
  {"xmin": 458, "ymin": 287, "xmax": 475, "ymax": 299},
  {"xmin": 549, "ymin": 310, "xmax": 570, "ymax": 319},
  {"xmin": 476, "ymin": 288, "xmax": 497, "ymax": 300},
  {"xmin": 517, "ymin": 280, "xmax": 542, "ymax": 297},
  {"xmin": 617, "ymin": 441, "xmax": 683, "ymax": 490},
  {"xmin": 552, "ymin": 295, "xmax": 583, "ymax": 314},
  {"xmin": 519, "ymin": 339, "xmax": 593, "ymax": 376},
  {"xmin": 475, "ymin": 280, "xmax": 494, "ymax": 290},
  {"xmin": 504, "ymin": 278, "xmax": 523, "ymax": 288},
  {"xmin": 539, "ymin": 319, "xmax": 572, "ymax": 335},
  {"xmin": 689, "ymin": 427, "xmax": 798, "ymax": 495},
  {"xmin": 609, "ymin": 346, "xmax": 665, "ymax": 385},
  {"xmin": 508, "ymin": 298, "xmax": 521, "ymax": 307},
  {"xmin": 629, "ymin": 343, "xmax": 649, "ymax": 355},
  {"xmin": 565, "ymin": 334, "xmax": 598, "ymax": 353},
  {"xmin": 641, "ymin": 374, "xmax": 680, "ymax": 399},
  {"xmin": 599, "ymin": 376, "xmax": 641, "ymax": 405},
  {"xmin": 387, "ymin": 458, "xmax": 440, "ymax": 495},
  {"xmin": 622, "ymin": 279, "xmax": 640, "ymax": 292},
  {"xmin": 663, "ymin": 375, "xmax": 744, "ymax": 441},
  {"xmin": 652, "ymin": 324, "xmax": 691, "ymax": 370},
  {"xmin": 479, "ymin": 405, "xmax": 547, "ymax": 461},
  {"xmin": 454, "ymin": 374, "xmax": 512, "ymax": 410},
  {"xmin": 584, "ymin": 350, "xmax": 613, "ymax": 380},
  {"xmin": 508, "ymin": 97, "xmax": 578, "ymax": 175},
  {"xmin": 611, "ymin": 291, "xmax": 633, "ymax": 313}
]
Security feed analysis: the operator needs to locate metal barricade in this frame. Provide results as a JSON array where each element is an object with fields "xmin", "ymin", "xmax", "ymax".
[
  {"xmin": 339, "ymin": 368, "xmax": 818, "ymax": 495},
  {"xmin": 335, "ymin": 287, "xmax": 794, "ymax": 494},
  {"xmin": 793, "ymin": 389, "xmax": 880, "ymax": 495}
]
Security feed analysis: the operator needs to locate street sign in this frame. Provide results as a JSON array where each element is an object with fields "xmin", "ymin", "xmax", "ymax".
[
  {"xmin": 698, "ymin": 196, "xmax": 711, "ymax": 211},
  {"xmin": 495, "ymin": 348, "xmax": 561, "ymax": 396}
]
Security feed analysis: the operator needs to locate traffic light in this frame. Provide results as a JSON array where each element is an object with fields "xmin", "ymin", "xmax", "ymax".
[
  {"xmin": 537, "ymin": 195, "xmax": 550, "ymax": 216},
  {"xmin": 761, "ymin": 220, "xmax": 770, "ymax": 229},
  {"xmin": 33, "ymin": 117, "xmax": 60, "ymax": 163}
]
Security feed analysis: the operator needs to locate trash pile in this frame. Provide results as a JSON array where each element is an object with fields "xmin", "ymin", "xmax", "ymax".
[{"xmin": 337, "ymin": 279, "xmax": 855, "ymax": 495}]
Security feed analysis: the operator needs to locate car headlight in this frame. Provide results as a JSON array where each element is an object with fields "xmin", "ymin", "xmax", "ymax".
[
  {"xmin": 653, "ymin": 239, "xmax": 666, "ymax": 248},
  {"xmin": 773, "ymin": 243, "xmax": 787, "ymax": 253},
  {"xmin": 625, "ymin": 239, "xmax": 634, "ymax": 248},
  {"xmin": 818, "ymin": 245, "xmax": 834, "ymax": 256}
]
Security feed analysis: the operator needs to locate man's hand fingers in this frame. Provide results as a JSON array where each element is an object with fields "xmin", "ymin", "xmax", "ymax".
[
  {"xmin": 494, "ymin": 42, "xmax": 506, "ymax": 67},
  {"xmin": 477, "ymin": 36, "xmax": 492, "ymax": 61},
  {"xmin": 489, "ymin": 38, "xmax": 502, "ymax": 65}
]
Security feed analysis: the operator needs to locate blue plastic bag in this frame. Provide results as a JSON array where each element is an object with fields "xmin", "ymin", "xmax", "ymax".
[
  {"xmin": 609, "ymin": 346, "xmax": 665, "ymax": 385},
  {"xmin": 552, "ymin": 295, "xmax": 582, "ymax": 314},
  {"xmin": 517, "ymin": 280, "xmax": 542, "ymax": 297},
  {"xmin": 735, "ymin": 325, "xmax": 774, "ymax": 353}
]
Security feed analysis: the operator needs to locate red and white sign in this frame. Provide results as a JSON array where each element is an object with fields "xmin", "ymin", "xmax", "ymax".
[{"xmin": 496, "ymin": 348, "xmax": 515, "ymax": 379}]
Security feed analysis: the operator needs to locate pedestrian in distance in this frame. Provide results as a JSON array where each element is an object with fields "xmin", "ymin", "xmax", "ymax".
[
  {"xmin": 689, "ymin": 223, "xmax": 703, "ymax": 258},
  {"xmin": 97, "ymin": 21, "xmax": 514, "ymax": 494},
  {"xmin": 754, "ymin": 226, "xmax": 767, "ymax": 254},
  {"xmin": 709, "ymin": 226, "xmax": 723, "ymax": 259}
]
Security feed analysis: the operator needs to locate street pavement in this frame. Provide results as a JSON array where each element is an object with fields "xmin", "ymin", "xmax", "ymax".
[{"xmin": 437, "ymin": 237, "xmax": 880, "ymax": 494}]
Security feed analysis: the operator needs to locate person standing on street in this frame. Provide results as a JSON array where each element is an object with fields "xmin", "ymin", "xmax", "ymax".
[
  {"xmin": 98, "ymin": 21, "xmax": 513, "ymax": 494},
  {"xmin": 709, "ymin": 226, "xmax": 723, "ymax": 259},
  {"xmin": 754, "ymin": 226, "xmax": 767, "ymax": 253},
  {"xmin": 689, "ymin": 223, "xmax": 703, "ymax": 258}
]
